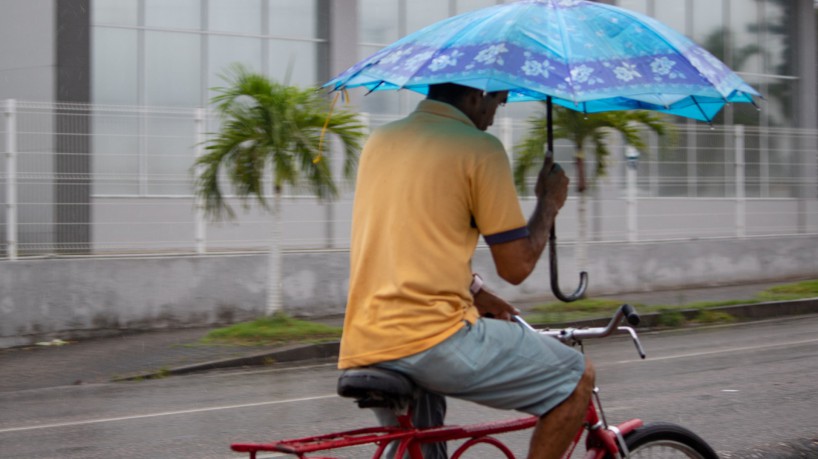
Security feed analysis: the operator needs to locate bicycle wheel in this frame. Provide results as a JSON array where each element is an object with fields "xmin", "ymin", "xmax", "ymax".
[{"xmin": 608, "ymin": 422, "xmax": 719, "ymax": 459}]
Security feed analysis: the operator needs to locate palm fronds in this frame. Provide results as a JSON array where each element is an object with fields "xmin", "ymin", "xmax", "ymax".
[
  {"xmin": 513, "ymin": 104, "xmax": 670, "ymax": 194},
  {"xmin": 195, "ymin": 65, "xmax": 366, "ymax": 218}
]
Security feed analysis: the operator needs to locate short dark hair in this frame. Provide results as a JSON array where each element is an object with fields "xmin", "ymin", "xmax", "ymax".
[{"xmin": 427, "ymin": 83, "xmax": 482, "ymax": 104}]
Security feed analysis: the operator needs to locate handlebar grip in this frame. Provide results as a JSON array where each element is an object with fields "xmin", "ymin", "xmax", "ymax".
[{"xmin": 621, "ymin": 304, "xmax": 640, "ymax": 326}]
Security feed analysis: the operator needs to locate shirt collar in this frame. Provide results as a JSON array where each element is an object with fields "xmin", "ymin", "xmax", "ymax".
[{"xmin": 414, "ymin": 99, "xmax": 476, "ymax": 129}]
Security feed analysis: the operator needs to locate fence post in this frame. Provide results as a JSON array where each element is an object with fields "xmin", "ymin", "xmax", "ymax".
[
  {"xmin": 139, "ymin": 107, "xmax": 148, "ymax": 196},
  {"xmin": 625, "ymin": 145, "xmax": 639, "ymax": 243},
  {"xmin": 734, "ymin": 124, "xmax": 746, "ymax": 238},
  {"xmin": 687, "ymin": 121, "xmax": 697, "ymax": 197},
  {"xmin": 4, "ymin": 99, "xmax": 17, "ymax": 260},
  {"xmin": 648, "ymin": 130, "xmax": 659, "ymax": 197},
  {"xmin": 194, "ymin": 108, "xmax": 207, "ymax": 254}
]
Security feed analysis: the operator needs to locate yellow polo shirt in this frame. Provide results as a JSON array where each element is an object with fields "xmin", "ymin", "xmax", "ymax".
[{"xmin": 338, "ymin": 99, "xmax": 528, "ymax": 369}]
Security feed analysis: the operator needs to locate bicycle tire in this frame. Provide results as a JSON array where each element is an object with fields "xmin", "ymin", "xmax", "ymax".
[{"xmin": 607, "ymin": 422, "xmax": 719, "ymax": 459}]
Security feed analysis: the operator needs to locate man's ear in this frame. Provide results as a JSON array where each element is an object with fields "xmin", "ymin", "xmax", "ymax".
[{"xmin": 465, "ymin": 90, "xmax": 484, "ymax": 109}]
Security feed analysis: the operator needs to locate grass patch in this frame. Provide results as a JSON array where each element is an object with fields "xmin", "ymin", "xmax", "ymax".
[
  {"xmin": 656, "ymin": 310, "xmax": 686, "ymax": 327},
  {"xmin": 526, "ymin": 299, "xmax": 644, "ymax": 324},
  {"xmin": 523, "ymin": 279, "xmax": 818, "ymax": 325},
  {"xmin": 534, "ymin": 298, "xmax": 632, "ymax": 314},
  {"xmin": 646, "ymin": 298, "xmax": 763, "ymax": 313},
  {"xmin": 693, "ymin": 310, "xmax": 735, "ymax": 324},
  {"xmin": 149, "ymin": 367, "xmax": 171, "ymax": 379},
  {"xmin": 204, "ymin": 280, "xmax": 818, "ymax": 340},
  {"xmin": 756, "ymin": 279, "xmax": 818, "ymax": 302},
  {"xmin": 203, "ymin": 312, "xmax": 342, "ymax": 346}
]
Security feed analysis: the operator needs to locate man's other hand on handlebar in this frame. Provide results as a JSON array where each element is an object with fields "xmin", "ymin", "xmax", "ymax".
[{"xmin": 474, "ymin": 287, "xmax": 520, "ymax": 321}]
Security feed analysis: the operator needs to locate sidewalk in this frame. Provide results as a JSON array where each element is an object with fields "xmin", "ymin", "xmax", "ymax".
[{"xmin": 1, "ymin": 280, "xmax": 815, "ymax": 393}]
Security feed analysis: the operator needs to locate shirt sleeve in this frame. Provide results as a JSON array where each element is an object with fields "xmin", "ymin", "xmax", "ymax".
[{"xmin": 470, "ymin": 136, "xmax": 529, "ymax": 245}]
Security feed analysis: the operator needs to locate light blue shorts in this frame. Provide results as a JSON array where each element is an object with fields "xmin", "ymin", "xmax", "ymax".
[{"xmin": 375, "ymin": 318, "xmax": 585, "ymax": 417}]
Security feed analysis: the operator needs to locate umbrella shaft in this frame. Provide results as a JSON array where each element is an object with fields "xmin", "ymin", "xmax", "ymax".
[{"xmin": 546, "ymin": 96, "xmax": 554, "ymax": 159}]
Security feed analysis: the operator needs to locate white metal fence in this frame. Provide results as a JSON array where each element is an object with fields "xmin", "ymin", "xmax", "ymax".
[{"xmin": 2, "ymin": 99, "xmax": 817, "ymax": 259}]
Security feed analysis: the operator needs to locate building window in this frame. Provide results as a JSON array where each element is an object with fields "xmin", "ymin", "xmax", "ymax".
[
  {"xmin": 145, "ymin": 0, "xmax": 202, "ymax": 30},
  {"xmin": 617, "ymin": 0, "xmax": 648, "ymax": 15},
  {"xmin": 406, "ymin": 0, "xmax": 450, "ymax": 34},
  {"xmin": 359, "ymin": 0, "xmax": 399, "ymax": 45},
  {"xmin": 90, "ymin": 0, "xmax": 329, "ymax": 196},
  {"xmin": 270, "ymin": 0, "xmax": 320, "ymax": 39},
  {"xmin": 268, "ymin": 39, "xmax": 321, "ymax": 86},
  {"xmin": 208, "ymin": 35, "xmax": 263, "ymax": 91},
  {"xmin": 92, "ymin": 27, "xmax": 139, "ymax": 105},
  {"xmin": 92, "ymin": 0, "xmax": 139, "ymax": 26},
  {"xmin": 209, "ymin": 0, "xmax": 263, "ymax": 34},
  {"xmin": 455, "ymin": 0, "xmax": 499, "ymax": 14},
  {"xmin": 145, "ymin": 31, "xmax": 202, "ymax": 107}
]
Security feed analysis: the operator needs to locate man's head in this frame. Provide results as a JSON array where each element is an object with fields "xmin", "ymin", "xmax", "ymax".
[{"xmin": 427, "ymin": 83, "xmax": 508, "ymax": 131}]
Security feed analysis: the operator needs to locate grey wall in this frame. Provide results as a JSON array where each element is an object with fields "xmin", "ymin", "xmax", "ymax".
[
  {"xmin": 2, "ymin": 235, "xmax": 817, "ymax": 347},
  {"xmin": 476, "ymin": 235, "xmax": 818, "ymax": 302}
]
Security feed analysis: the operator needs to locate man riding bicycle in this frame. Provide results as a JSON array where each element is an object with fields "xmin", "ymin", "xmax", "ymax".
[{"xmin": 339, "ymin": 83, "xmax": 595, "ymax": 459}]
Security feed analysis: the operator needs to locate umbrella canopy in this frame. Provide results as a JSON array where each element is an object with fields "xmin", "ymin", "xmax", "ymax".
[{"xmin": 325, "ymin": 0, "xmax": 759, "ymax": 122}]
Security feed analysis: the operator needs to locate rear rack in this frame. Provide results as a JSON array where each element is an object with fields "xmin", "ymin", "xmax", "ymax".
[{"xmin": 231, "ymin": 416, "xmax": 538, "ymax": 458}]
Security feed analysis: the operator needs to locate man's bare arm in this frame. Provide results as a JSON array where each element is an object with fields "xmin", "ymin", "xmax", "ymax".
[{"xmin": 490, "ymin": 162, "xmax": 568, "ymax": 285}]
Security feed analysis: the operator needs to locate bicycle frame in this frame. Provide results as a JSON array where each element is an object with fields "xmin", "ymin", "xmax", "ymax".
[
  {"xmin": 231, "ymin": 306, "xmax": 648, "ymax": 459},
  {"xmin": 231, "ymin": 390, "xmax": 643, "ymax": 459}
]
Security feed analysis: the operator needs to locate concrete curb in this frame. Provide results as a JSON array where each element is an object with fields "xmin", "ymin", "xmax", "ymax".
[
  {"xmin": 534, "ymin": 298, "xmax": 818, "ymax": 329},
  {"xmin": 113, "ymin": 341, "xmax": 341, "ymax": 382},
  {"xmin": 119, "ymin": 299, "xmax": 818, "ymax": 381}
]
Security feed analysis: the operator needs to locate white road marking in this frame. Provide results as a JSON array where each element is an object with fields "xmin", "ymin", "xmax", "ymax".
[
  {"xmin": 0, "ymin": 394, "xmax": 336, "ymax": 434},
  {"xmin": 5, "ymin": 338, "xmax": 817, "ymax": 435},
  {"xmin": 609, "ymin": 337, "xmax": 818, "ymax": 365}
]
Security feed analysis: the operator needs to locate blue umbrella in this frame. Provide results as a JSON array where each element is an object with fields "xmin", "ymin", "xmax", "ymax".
[
  {"xmin": 326, "ymin": 0, "xmax": 760, "ymax": 301},
  {"xmin": 325, "ymin": 0, "xmax": 759, "ymax": 123}
]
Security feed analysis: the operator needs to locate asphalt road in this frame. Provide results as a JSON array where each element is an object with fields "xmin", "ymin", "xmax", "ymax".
[{"xmin": 1, "ymin": 316, "xmax": 817, "ymax": 459}]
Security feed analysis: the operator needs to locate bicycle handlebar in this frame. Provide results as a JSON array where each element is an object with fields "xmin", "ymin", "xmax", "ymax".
[{"xmin": 514, "ymin": 304, "xmax": 646, "ymax": 359}]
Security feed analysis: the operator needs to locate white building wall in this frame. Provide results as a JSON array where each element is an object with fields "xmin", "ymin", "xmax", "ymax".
[{"xmin": 0, "ymin": 0, "xmax": 56, "ymax": 102}]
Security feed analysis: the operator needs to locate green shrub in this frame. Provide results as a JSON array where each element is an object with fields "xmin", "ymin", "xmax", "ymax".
[
  {"xmin": 694, "ymin": 310, "xmax": 735, "ymax": 324},
  {"xmin": 757, "ymin": 280, "xmax": 818, "ymax": 301},
  {"xmin": 657, "ymin": 310, "xmax": 686, "ymax": 327},
  {"xmin": 204, "ymin": 312, "xmax": 342, "ymax": 345}
]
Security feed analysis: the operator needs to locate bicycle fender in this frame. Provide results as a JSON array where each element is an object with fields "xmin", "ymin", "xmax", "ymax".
[{"xmin": 612, "ymin": 419, "xmax": 643, "ymax": 437}]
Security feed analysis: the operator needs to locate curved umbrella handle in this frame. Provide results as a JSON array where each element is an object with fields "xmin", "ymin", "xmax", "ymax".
[
  {"xmin": 549, "ymin": 225, "xmax": 588, "ymax": 302},
  {"xmin": 543, "ymin": 96, "xmax": 587, "ymax": 302}
]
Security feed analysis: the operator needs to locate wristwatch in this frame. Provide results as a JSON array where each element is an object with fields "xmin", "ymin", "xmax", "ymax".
[{"xmin": 470, "ymin": 273, "xmax": 484, "ymax": 296}]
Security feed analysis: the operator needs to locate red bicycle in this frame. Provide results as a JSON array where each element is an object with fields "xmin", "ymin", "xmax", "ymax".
[{"xmin": 231, "ymin": 305, "xmax": 718, "ymax": 458}]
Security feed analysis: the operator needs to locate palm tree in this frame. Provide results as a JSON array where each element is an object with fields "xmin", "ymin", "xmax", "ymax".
[
  {"xmin": 514, "ymin": 105, "xmax": 668, "ymax": 271},
  {"xmin": 196, "ymin": 65, "xmax": 366, "ymax": 313},
  {"xmin": 197, "ymin": 65, "xmax": 365, "ymax": 216}
]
